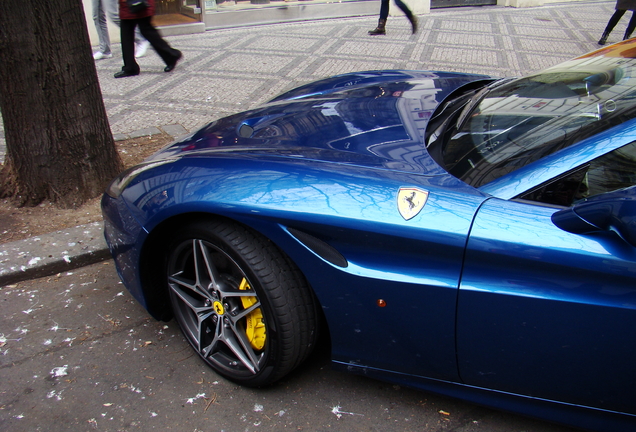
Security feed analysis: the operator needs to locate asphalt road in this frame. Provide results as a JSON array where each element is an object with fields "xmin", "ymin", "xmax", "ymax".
[{"xmin": 0, "ymin": 262, "xmax": 579, "ymax": 431}]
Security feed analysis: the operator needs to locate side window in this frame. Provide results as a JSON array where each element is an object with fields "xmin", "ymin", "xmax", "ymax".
[{"xmin": 519, "ymin": 141, "xmax": 636, "ymax": 207}]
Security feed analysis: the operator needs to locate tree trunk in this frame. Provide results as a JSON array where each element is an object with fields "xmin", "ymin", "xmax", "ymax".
[{"xmin": 0, "ymin": 0, "xmax": 123, "ymax": 209}]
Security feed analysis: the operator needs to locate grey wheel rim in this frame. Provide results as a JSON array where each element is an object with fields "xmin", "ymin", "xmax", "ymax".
[{"xmin": 168, "ymin": 239, "xmax": 268, "ymax": 376}]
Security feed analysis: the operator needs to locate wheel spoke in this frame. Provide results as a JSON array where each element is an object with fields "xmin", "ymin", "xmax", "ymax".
[
  {"xmin": 169, "ymin": 283, "xmax": 213, "ymax": 316},
  {"xmin": 228, "ymin": 320, "xmax": 263, "ymax": 371},
  {"xmin": 195, "ymin": 239, "xmax": 222, "ymax": 290},
  {"xmin": 199, "ymin": 316, "xmax": 262, "ymax": 374},
  {"xmin": 201, "ymin": 320, "xmax": 223, "ymax": 358},
  {"xmin": 168, "ymin": 271, "xmax": 198, "ymax": 295},
  {"xmin": 218, "ymin": 290, "xmax": 258, "ymax": 298},
  {"xmin": 169, "ymin": 283, "xmax": 215, "ymax": 350},
  {"xmin": 167, "ymin": 239, "xmax": 218, "ymax": 300},
  {"xmin": 223, "ymin": 321, "xmax": 262, "ymax": 373},
  {"xmin": 232, "ymin": 300, "xmax": 261, "ymax": 321}
]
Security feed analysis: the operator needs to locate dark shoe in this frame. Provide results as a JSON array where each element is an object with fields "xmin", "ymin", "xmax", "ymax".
[
  {"xmin": 598, "ymin": 32, "xmax": 610, "ymax": 45},
  {"xmin": 368, "ymin": 19, "xmax": 387, "ymax": 36},
  {"xmin": 368, "ymin": 27, "xmax": 386, "ymax": 35},
  {"xmin": 164, "ymin": 51, "xmax": 182, "ymax": 72},
  {"xmin": 409, "ymin": 15, "xmax": 418, "ymax": 35},
  {"xmin": 114, "ymin": 70, "xmax": 139, "ymax": 78}
]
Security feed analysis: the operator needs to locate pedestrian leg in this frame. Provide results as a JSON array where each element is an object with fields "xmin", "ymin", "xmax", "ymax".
[
  {"xmin": 393, "ymin": 0, "xmax": 418, "ymax": 34},
  {"xmin": 114, "ymin": 19, "xmax": 140, "ymax": 77},
  {"xmin": 92, "ymin": 0, "xmax": 112, "ymax": 57},
  {"xmin": 625, "ymin": 11, "xmax": 636, "ymax": 39},
  {"xmin": 137, "ymin": 17, "xmax": 182, "ymax": 71},
  {"xmin": 369, "ymin": 0, "xmax": 390, "ymax": 35},
  {"xmin": 599, "ymin": 9, "xmax": 627, "ymax": 44},
  {"xmin": 106, "ymin": 0, "xmax": 148, "ymax": 56}
]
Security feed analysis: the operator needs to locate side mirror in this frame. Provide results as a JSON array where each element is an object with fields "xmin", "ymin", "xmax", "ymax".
[{"xmin": 551, "ymin": 186, "xmax": 636, "ymax": 247}]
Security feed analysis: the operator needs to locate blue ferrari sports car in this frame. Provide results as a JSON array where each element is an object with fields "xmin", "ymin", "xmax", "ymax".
[{"xmin": 102, "ymin": 41, "xmax": 636, "ymax": 431}]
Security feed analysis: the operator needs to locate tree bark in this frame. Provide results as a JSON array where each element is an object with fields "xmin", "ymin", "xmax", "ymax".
[{"xmin": 0, "ymin": 0, "xmax": 123, "ymax": 208}]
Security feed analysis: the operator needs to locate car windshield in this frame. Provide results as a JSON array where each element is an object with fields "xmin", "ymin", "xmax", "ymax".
[{"xmin": 430, "ymin": 56, "xmax": 636, "ymax": 188}]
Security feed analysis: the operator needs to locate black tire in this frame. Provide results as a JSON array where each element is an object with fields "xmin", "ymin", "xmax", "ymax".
[{"xmin": 165, "ymin": 219, "xmax": 319, "ymax": 387}]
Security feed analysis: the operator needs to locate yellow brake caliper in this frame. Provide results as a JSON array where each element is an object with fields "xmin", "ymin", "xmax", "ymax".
[{"xmin": 239, "ymin": 278, "xmax": 266, "ymax": 350}]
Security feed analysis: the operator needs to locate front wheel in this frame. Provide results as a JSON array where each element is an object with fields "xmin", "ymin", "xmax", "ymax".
[{"xmin": 166, "ymin": 219, "xmax": 319, "ymax": 386}]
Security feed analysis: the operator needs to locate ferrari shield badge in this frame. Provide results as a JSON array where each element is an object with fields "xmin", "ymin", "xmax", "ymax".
[{"xmin": 397, "ymin": 187, "xmax": 429, "ymax": 220}]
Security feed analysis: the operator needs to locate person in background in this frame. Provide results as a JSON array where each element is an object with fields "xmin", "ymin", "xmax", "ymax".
[
  {"xmin": 114, "ymin": 0, "xmax": 182, "ymax": 78},
  {"xmin": 92, "ymin": 0, "xmax": 150, "ymax": 60},
  {"xmin": 598, "ymin": 0, "xmax": 636, "ymax": 45},
  {"xmin": 368, "ymin": 0, "xmax": 418, "ymax": 36}
]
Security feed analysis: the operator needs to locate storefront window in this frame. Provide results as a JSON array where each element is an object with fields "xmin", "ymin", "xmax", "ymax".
[{"xmin": 154, "ymin": 0, "xmax": 496, "ymax": 30}]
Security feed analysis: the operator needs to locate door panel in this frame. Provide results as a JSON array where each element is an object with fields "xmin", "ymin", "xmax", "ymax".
[{"xmin": 457, "ymin": 198, "xmax": 636, "ymax": 414}]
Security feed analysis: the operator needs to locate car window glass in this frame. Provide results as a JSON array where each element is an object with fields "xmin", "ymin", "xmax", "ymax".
[
  {"xmin": 436, "ymin": 57, "xmax": 636, "ymax": 188},
  {"xmin": 518, "ymin": 141, "xmax": 636, "ymax": 206}
]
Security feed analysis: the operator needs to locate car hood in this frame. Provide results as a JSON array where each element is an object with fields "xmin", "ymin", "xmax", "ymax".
[{"xmin": 150, "ymin": 70, "xmax": 491, "ymax": 175}]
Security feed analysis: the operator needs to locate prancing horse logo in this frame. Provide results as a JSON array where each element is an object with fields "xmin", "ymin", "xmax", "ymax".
[
  {"xmin": 397, "ymin": 187, "xmax": 429, "ymax": 220},
  {"xmin": 213, "ymin": 301, "xmax": 225, "ymax": 315}
]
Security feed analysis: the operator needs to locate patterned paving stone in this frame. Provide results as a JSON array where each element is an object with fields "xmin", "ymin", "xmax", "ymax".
[{"xmin": 0, "ymin": 1, "xmax": 625, "ymax": 164}]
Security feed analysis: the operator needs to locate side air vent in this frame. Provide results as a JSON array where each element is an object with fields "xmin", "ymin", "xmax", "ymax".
[{"xmin": 288, "ymin": 228, "xmax": 348, "ymax": 268}]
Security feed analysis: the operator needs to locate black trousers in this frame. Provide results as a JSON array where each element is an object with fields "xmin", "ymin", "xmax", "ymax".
[
  {"xmin": 603, "ymin": 9, "xmax": 636, "ymax": 37},
  {"xmin": 379, "ymin": 0, "xmax": 414, "ymax": 21},
  {"xmin": 120, "ymin": 17, "xmax": 181, "ymax": 74}
]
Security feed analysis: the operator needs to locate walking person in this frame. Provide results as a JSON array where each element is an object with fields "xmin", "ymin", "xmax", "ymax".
[
  {"xmin": 598, "ymin": 0, "xmax": 636, "ymax": 45},
  {"xmin": 92, "ymin": 0, "xmax": 149, "ymax": 60},
  {"xmin": 114, "ymin": 0, "xmax": 182, "ymax": 78},
  {"xmin": 368, "ymin": 0, "xmax": 418, "ymax": 36}
]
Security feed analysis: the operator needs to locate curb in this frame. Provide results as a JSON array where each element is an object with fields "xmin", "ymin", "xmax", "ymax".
[{"xmin": 0, "ymin": 222, "xmax": 110, "ymax": 286}]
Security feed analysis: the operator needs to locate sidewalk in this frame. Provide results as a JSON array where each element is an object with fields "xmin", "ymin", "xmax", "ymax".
[{"xmin": 0, "ymin": 1, "xmax": 619, "ymax": 285}]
